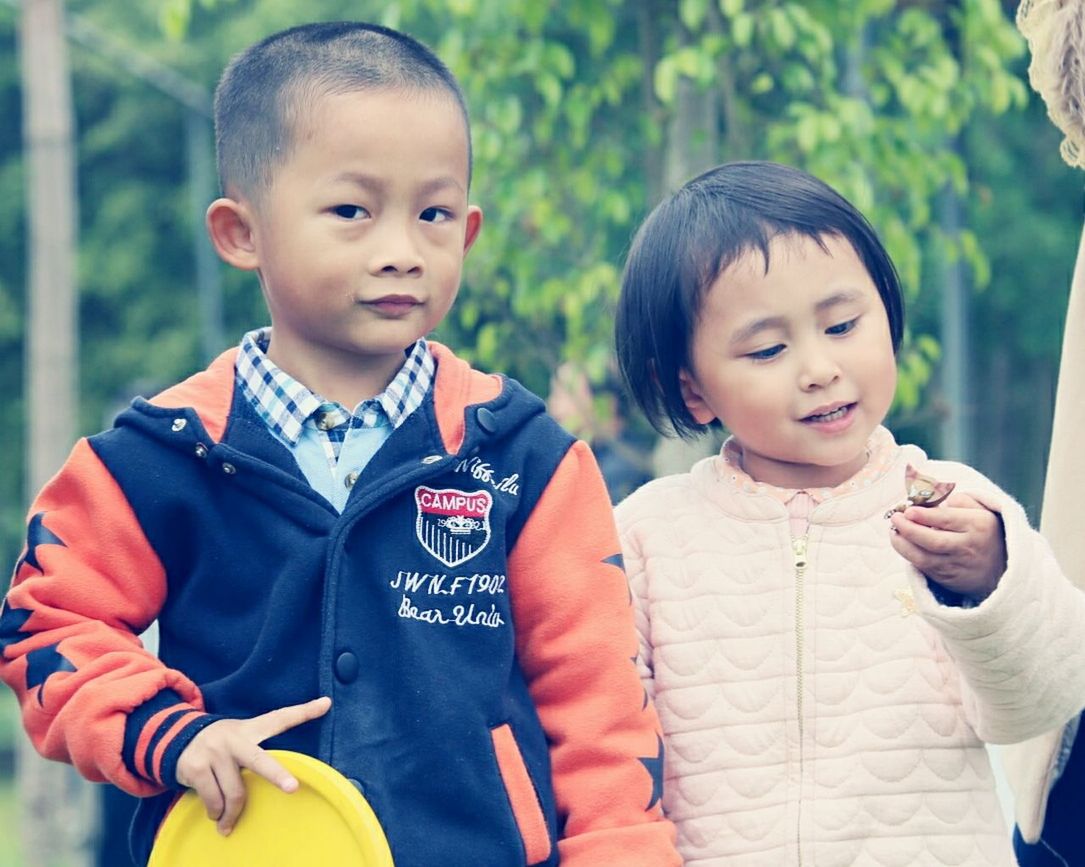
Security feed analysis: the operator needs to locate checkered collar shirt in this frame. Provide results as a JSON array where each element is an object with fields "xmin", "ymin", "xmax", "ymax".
[{"xmin": 235, "ymin": 327, "xmax": 435, "ymax": 465}]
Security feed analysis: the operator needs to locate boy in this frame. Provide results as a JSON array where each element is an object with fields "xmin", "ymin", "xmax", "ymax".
[{"xmin": 0, "ymin": 22, "xmax": 678, "ymax": 866}]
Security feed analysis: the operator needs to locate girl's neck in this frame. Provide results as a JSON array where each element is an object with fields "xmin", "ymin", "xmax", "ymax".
[{"xmin": 733, "ymin": 442, "xmax": 872, "ymax": 491}]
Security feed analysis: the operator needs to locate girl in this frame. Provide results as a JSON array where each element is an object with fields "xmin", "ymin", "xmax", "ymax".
[{"xmin": 614, "ymin": 161, "xmax": 1085, "ymax": 866}]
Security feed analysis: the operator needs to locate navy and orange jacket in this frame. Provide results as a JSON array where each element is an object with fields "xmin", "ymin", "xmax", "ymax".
[{"xmin": 0, "ymin": 343, "xmax": 678, "ymax": 866}]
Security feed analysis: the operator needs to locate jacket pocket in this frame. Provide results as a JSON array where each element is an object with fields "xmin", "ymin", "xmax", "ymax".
[{"xmin": 490, "ymin": 723, "xmax": 552, "ymax": 864}]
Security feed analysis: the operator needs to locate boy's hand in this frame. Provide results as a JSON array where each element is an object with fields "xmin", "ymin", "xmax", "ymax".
[
  {"xmin": 888, "ymin": 492, "xmax": 1007, "ymax": 602},
  {"xmin": 175, "ymin": 696, "xmax": 332, "ymax": 836}
]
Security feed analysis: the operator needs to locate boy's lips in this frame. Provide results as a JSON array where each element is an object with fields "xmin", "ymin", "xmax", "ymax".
[{"xmin": 365, "ymin": 294, "xmax": 423, "ymax": 316}]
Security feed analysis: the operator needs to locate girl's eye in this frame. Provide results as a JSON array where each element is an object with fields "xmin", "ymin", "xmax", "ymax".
[
  {"xmin": 747, "ymin": 344, "xmax": 784, "ymax": 361},
  {"xmin": 826, "ymin": 317, "xmax": 858, "ymax": 336},
  {"xmin": 333, "ymin": 205, "xmax": 369, "ymax": 220},
  {"xmin": 420, "ymin": 207, "xmax": 452, "ymax": 223}
]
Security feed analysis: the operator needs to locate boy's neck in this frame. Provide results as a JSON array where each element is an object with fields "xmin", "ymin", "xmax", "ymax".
[{"xmin": 265, "ymin": 335, "xmax": 409, "ymax": 409}]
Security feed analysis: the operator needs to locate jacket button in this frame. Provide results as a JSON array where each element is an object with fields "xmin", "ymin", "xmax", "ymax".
[
  {"xmin": 476, "ymin": 407, "xmax": 498, "ymax": 434},
  {"xmin": 194, "ymin": 443, "xmax": 208, "ymax": 458},
  {"xmin": 347, "ymin": 777, "xmax": 366, "ymax": 795},
  {"xmin": 222, "ymin": 463, "xmax": 237, "ymax": 475},
  {"xmin": 171, "ymin": 418, "xmax": 187, "ymax": 432},
  {"xmin": 334, "ymin": 651, "xmax": 359, "ymax": 684}
]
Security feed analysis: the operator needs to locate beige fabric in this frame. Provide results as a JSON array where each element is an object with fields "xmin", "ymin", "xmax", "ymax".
[
  {"xmin": 617, "ymin": 428, "xmax": 1085, "ymax": 864},
  {"xmin": 1002, "ymin": 5, "xmax": 1085, "ymax": 842},
  {"xmin": 1001, "ymin": 223, "xmax": 1085, "ymax": 842},
  {"xmin": 1042, "ymin": 223, "xmax": 1085, "ymax": 591}
]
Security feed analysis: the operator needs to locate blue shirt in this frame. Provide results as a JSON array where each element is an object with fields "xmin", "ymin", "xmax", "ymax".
[{"xmin": 234, "ymin": 328, "xmax": 435, "ymax": 511}]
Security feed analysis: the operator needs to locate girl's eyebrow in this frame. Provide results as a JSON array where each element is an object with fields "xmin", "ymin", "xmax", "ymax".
[
  {"xmin": 815, "ymin": 290, "xmax": 863, "ymax": 312},
  {"xmin": 730, "ymin": 315, "xmax": 786, "ymax": 347},
  {"xmin": 729, "ymin": 291, "xmax": 866, "ymax": 346}
]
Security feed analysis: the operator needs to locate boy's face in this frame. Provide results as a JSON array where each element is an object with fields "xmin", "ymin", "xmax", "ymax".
[
  {"xmin": 679, "ymin": 232, "xmax": 898, "ymax": 489},
  {"xmin": 229, "ymin": 87, "xmax": 480, "ymax": 382}
]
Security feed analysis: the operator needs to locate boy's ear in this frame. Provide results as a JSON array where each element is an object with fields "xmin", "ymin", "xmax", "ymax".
[
  {"xmin": 462, "ymin": 205, "xmax": 484, "ymax": 256},
  {"xmin": 206, "ymin": 197, "xmax": 259, "ymax": 271},
  {"xmin": 678, "ymin": 368, "xmax": 717, "ymax": 425}
]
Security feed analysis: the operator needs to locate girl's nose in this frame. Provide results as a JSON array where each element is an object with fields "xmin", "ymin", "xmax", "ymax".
[{"xmin": 798, "ymin": 351, "xmax": 841, "ymax": 391}]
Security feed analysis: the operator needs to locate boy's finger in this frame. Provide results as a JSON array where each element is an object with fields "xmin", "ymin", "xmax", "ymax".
[
  {"xmin": 189, "ymin": 767, "xmax": 225, "ymax": 822},
  {"xmin": 248, "ymin": 696, "xmax": 332, "ymax": 743},
  {"xmin": 243, "ymin": 746, "xmax": 299, "ymax": 794},
  {"xmin": 213, "ymin": 762, "xmax": 247, "ymax": 836}
]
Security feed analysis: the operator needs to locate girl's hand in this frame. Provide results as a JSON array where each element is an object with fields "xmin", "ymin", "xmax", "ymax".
[
  {"xmin": 888, "ymin": 492, "xmax": 1007, "ymax": 602},
  {"xmin": 175, "ymin": 696, "xmax": 332, "ymax": 836}
]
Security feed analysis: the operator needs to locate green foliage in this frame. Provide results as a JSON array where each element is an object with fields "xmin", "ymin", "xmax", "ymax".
[{"xmin": 0, "ymin": 0, "xmax": 1071, "ymax": 551}]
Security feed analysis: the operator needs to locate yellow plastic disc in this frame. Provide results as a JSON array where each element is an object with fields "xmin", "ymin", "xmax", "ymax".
[{"xmin": 148, "ymin": 750, "xmax": 394, "ymax": 866}]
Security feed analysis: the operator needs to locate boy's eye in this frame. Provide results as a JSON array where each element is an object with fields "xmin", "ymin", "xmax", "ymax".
[
  {"xmin": 420, "ymin": 207, "xmax": 452, "ymax": 223},
  {"xmin": 333, "ymin": 205, "xmax": 369, "ymax": 220},
  {"xmin": 747, "ymin": 344, "xmax": 784, "ymax": 361},
  {"xmin": 826, "ymin": 317, "xmax": 858, "ymax": 336}
]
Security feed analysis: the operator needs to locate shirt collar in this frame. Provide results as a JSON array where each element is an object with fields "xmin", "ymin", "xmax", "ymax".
[
  {"xmin": 235, "ymin": 327, "xmax": 435, "ymax": 445},
  {"xmin": 720, "ymin": 426, "xmax": 897, "ymax": 505}
]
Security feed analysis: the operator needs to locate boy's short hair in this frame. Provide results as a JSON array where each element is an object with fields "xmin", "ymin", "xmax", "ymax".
[
  {"xmin": 615, "ymin": 160, "xmax": 906, "ymax": 440},
  {"xmin": 214, "ymin": 21, "xmax": 472, "ymax": 199}
]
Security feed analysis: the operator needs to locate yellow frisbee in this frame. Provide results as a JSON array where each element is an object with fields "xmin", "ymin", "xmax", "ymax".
[{"xmin": 148, "ymin": 750, "xmax": 394, "ymax": 866}]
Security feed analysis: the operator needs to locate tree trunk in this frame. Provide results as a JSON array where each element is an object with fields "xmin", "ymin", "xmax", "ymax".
[
  {"xmin": 18, "ymin": 1, "xmax": 94, "ymax": 864},
  {"xmin": 648, "ymin": 14, "xmax": 723, "ymax": 476}
]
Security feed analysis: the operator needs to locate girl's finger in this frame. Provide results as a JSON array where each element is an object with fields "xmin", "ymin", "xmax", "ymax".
[{"xmin": 890, "ymin": 514, "xmax": 956, "ymax": 554}]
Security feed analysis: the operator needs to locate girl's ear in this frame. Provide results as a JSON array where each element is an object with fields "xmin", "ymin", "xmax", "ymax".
[
  {"xmin": 678, "ymin": 369, "xmax": 717, "ymax": 425},
  {"xmin": 205, "ymin": 197, "xmax": 259, "ymax": 271}
]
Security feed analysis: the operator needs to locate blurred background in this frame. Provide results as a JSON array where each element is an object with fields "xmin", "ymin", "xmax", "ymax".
[{"xmin": 0, "ymin": 0, "xmax": 1080, "ymax": 864}]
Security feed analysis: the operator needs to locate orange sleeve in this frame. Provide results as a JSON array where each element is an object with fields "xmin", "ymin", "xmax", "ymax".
[
  {"xmin": 0, "ymin": 438, "xmax": 206, "ymax": 795},
  {"xmin": 507, "ymin": 440, "xmax": 679, "ymax": 865}
]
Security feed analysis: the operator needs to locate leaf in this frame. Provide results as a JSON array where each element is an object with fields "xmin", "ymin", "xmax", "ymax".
[
  {"xmin": 732, "ymin": 11, "xmax": 754, "ymax": 47},
  {"xmin": 680, "ymin": 0, "xmax": 709, "ymax": 31}
]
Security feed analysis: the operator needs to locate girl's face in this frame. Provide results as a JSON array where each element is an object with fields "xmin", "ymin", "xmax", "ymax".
[{"xmin": 679, "ymin": 232, "xmax": 898, "ymax": 489}]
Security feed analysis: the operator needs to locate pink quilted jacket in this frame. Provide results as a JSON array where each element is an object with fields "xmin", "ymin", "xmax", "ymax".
[{"xmin": 616, "ymin": 428, "xmax": 1085, "ymax": 866}]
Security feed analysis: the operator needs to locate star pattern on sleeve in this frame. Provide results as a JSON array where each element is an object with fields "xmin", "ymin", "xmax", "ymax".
[
  {"xmin": 0, "ymin": 600, "xmax": 33, "ymax": 655},
  {"xmin": 16, "ymin": 512, "xmax": 67, "ymax": 575},
  {"xmin": 26, "ymin": 643, "xmax": 77, "ymax": 705},
  {"xmin": 602, "ymin": 552, "xmax": 625, "ymax": 572},
  {"xmin": 638, "ymin": 735, "xmax": 665, "ymax": 811}
]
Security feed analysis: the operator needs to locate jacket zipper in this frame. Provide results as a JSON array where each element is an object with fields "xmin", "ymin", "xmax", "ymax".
[{"xmin": 792, "ymin": 533, "xmax": 808, "ymax": 867}]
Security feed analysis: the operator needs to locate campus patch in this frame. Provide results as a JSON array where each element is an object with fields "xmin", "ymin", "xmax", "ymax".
[{"xmin": 414, "ymin": 486, "xmax": 493, "ymax": 568}]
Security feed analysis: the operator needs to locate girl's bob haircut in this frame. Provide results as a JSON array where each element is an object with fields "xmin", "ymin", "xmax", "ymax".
[{"xmin": 615, "ymin": 160, "xmax": 905, "ymax": 440}]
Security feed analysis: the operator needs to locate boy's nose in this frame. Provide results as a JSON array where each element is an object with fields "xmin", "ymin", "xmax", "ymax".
[{"xmin": 370, "ymin": 228, "xmax": 424, "ymax": 276}]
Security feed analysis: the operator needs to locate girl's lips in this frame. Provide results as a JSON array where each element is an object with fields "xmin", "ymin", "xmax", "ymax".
[{"xmin": 801, "ymin": 402, "xmax": 857, "ymax": 432}]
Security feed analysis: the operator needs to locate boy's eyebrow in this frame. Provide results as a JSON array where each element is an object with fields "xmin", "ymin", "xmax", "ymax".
[
  {"xmin": 333, "ymin": 171, "xmax": 465, "ymax": 196},
  {"xmin": 729, "ymin": 291, "xmax": 866, "ymax": 346}
]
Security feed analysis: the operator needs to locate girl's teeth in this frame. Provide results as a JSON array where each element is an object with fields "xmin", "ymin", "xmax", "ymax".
[{"xmin": 810, "ymin": 406, "xmax": 847, "ymax": 422}]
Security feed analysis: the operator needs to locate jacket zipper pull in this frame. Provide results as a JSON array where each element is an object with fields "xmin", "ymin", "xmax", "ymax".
[{"xmin": 791, "ymin": 536, "xmax": 808, "ymax": 576}]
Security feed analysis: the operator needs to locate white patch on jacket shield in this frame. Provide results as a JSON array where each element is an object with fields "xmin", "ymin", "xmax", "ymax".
[{"xmin": 414, "ymin": 486, "xmax": 493, "ymax": 568}]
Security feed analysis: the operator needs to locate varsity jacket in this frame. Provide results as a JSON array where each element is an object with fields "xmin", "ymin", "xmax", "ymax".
[
  {"xmin": 616, "ymin": 427, "xmax": 1085, "ymax": 867},
  {"xmin": 0, "ymin": 343, "xmax": 678, "ymax": 866}
]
